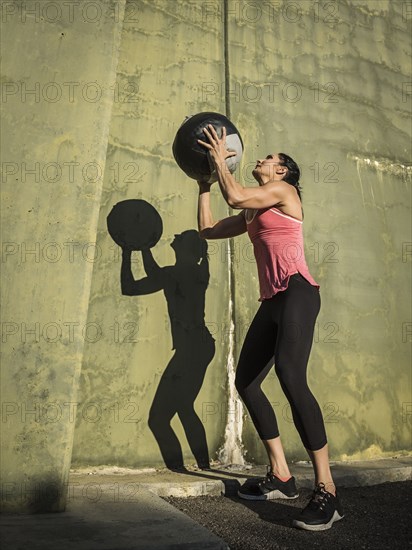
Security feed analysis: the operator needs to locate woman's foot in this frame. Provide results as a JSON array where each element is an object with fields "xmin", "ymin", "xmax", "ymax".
[
  {"xmin": 238, "ymin": 466, "xmax": 299, "ymax": 500},
  {"xmin": 292, "ymin": 482, "xmax": 344, "ymax": 531}
]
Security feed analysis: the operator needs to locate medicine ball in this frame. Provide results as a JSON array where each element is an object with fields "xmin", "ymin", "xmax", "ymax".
[
  {"xmin": 172, "ymin": 112, "xmax": 243, "ymax": 183},
  {"xmin": 107, "ymin": 199, "xmax": 163, "ymax": 251}
]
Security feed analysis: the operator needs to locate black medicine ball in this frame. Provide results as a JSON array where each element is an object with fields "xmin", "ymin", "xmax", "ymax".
[{"xmin": 172, "ymin": 112, "xmax": 243, "ymax": 183}]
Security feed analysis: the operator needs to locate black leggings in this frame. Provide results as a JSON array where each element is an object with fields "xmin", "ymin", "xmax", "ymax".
[{"xmin": 235, "ymin": 273, "xmax": 327, "ymax": 451}]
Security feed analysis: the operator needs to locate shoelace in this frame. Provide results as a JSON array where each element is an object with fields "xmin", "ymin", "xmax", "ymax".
[
  {"xmin": 308, "ymin": 482, "xmax": 331, "ymax": 511},
  {"xmin": 258, "ymin": 465, "xmax": 275, "ymax": 489}
]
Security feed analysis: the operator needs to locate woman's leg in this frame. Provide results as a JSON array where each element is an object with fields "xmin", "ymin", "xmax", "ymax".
[
  {"xmin": 235, "ymin": 301, "xmax": 292, "ymax": 476},
  {"xmin": 306, "ymin": 443, "xmax": 336, "ymax": 495},
  {"xmin": 274, "ymin": 276, "xmax": 335, "ymax": 488},
  {"xmin": 274, "ymin": 277, "xmax": 327, "ymax": 450},
  {"xmin": 235, "ymin": 301, "xmax": 279, "ymax": 439},
  {"xmin": 263, "ymin": 437, "xmax": 292, "ymax": 479}
]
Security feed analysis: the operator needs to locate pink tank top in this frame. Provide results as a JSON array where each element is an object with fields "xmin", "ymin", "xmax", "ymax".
[{"xmin": 246, "ymin": 206, "xmax": 320, "ymax": 301}]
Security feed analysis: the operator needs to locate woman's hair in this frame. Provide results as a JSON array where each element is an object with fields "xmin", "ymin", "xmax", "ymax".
[{"xmin": 278, "ymin": 153, "xmax": 302, "ymax": 202}]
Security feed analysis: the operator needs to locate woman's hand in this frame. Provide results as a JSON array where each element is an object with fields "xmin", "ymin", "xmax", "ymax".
[
  {"xmin": 197, "ymin": 179, "xmax": 212, "ymax": 192},
  {"xmin": 197, "ymin": 124, "xmax": 237, "ymax": 166}
]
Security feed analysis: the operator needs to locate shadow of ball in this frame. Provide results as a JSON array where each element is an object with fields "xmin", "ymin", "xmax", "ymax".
[{"xmin": 107, "ymin": 199, "xmax": 163, "ymax": 251}]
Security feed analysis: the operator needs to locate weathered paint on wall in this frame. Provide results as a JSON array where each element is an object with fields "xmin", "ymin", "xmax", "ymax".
[
  {"xmin": 70, "ymin": 0, "xmax": 232, "ymax": 469},
  {"xmin": 71, "ymin": 0, "xmax": 411, "ymax": 468},
  {"xmin": 1, "ymin": 0, "xmax": 411, "ymax": 509},
  {"xmin": 226, "ymin": 0, "xmax": 412, "ymax": 462},
  {"xmin": 0, "ymin": 0, "xmax": 126, "ymax": 512}
]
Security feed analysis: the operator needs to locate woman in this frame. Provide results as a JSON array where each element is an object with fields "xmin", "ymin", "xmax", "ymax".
[{"xmin": 196, "ymin": 124, "xmax": 344, "ymax": 531}]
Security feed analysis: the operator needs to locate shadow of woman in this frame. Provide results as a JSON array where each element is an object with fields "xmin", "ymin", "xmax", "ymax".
[{"xmin": 120, "ymin": 230, "xmax": 215, "ymax": 470}]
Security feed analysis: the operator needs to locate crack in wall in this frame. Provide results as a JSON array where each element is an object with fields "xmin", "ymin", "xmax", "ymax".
[{"xmin": 216, "ymin": 0, "xmax": 246, "ymax": 467}]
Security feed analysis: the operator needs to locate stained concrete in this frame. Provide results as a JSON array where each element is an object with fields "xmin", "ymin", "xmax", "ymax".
[
  {"xmin": 69, "ymin": 455, "xmax": 412, "ymax": 497},
  {"xmin": 1, "ymin": 457, "xmax": 410, "ymax": 550},
  {"xmin": 0, "ymin": 486, "xmax": 229, "ymax": 550},
  {"xmin": 71, "ymin": 0, "xmax": 231, "ymax": 471},
  {"xmin": 0, "ymin": 0, "xmax": 127, "ymax": 512},
  {"xmin": 69, "ymin": 0, "xmax": 412, "ymax": 470},
  {"xmin": 228, "ymin": 0, "xmax": 412, "ymax": 463},
  {"xmin": 1, "ymin": 0, "xmax": 411, "ymax": 516}
]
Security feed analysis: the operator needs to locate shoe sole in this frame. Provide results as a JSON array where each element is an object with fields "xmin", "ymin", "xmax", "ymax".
[
  {"xmin": 292, "ymin": 510, "xmax": 345, "ymax": 531},
  {"xmin": 237, "ymin": 489, "xmax": 299, "ymax": 501}
]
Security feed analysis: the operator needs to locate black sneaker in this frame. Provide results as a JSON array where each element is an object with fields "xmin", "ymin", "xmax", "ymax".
[
  {"xmin": 238, "ymin": 467, "xmax": 299, "ymax": 500},
  {"xmin": 292, "ymin": 482, "xmax": 344, "ymax": 531}
]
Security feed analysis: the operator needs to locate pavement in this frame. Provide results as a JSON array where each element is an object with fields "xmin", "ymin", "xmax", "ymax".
[
  {"xmin": 1, "ymin": 456, "xmax": 411, "ymax": 550},
  {"xmin": 165, "ymin": 480, "xmax": 412, "ymax": 550}
]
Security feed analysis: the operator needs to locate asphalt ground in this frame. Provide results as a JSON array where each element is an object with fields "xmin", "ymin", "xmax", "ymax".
[{"xmin": 165, "ymin": 480, "xmax": 412, "ymax": 550}]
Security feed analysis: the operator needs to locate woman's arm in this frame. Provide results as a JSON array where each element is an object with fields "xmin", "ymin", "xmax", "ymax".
[
  {"xmin": 198, "ymin": 125, "xmax": 289, "ymax": 210},
  {"xmin": 197, "ymin": 182, "xmax": 247, "ymax": 239},
  {"xmin": 214, "ymin": 161, "xmax": 287, "ymax": 210}
]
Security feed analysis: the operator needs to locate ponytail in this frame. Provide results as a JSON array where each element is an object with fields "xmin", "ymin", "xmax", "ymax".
[{"xmin": 278, "ymin": 153, "xmax": 302, "ymax": 202}]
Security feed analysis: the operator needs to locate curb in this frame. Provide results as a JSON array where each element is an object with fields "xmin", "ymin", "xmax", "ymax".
[{"xmin": 69, "ymin": 457, "xmax": 412, "ymax": 498}]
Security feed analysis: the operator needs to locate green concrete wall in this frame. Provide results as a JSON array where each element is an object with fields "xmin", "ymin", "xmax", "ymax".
[
  {"xmin": 71, "ymin": 0, "xmax": 411, "ymax": 469},
  {"xmin": 1, "ymin": 0, "xmax": 411, "ymax": 512},
  {"xmin": 71, "ymin": 0, "xmax": 411, "ymax": 468},
  {"xmin": 1, "ymin": 0, "xmax": 126, "ymax": 512},
  {"xmin": 70, "ymin": 0, "xmax": 232, "ymax": 468},
  {"xmin": 226, "ymin": 0, "xmax": 412, "ymax": 463}
]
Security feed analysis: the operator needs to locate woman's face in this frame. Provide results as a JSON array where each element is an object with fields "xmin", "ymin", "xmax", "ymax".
[{"xmin": 252, "ymin": 153, "xmax": 287, "ymax": 185}]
